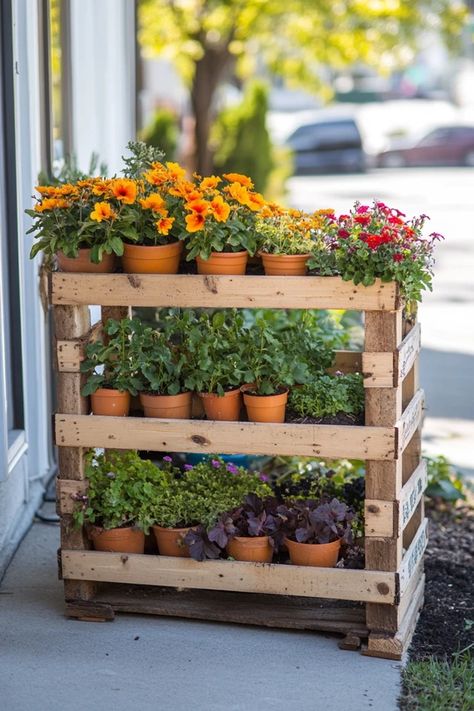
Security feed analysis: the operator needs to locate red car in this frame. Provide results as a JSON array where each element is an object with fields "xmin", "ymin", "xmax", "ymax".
[{"xmin": 377, "ymin": 125, "xmax": 474, "ymax": 168}]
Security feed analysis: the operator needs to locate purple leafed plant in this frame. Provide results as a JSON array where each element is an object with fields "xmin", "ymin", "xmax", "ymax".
[{"xmin": 278, "ymin": 498, "xmax": 354, "ymax": 545}]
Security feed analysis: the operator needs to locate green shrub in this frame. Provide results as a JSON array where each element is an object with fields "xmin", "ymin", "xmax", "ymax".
[
  {"xmin": 289, "ymin": 373, "xmax": 364, "ymax": 419},
  {"xmin": 424, "ymin": 454, "xmax": 467, "ymax": 504},
  {"xmin": 212, "ymin": 80, "xmax": 273, "ymax": 193},
  {"xmin": 140, "ymin": 108, "xmax": 178, "ymax": 161}
]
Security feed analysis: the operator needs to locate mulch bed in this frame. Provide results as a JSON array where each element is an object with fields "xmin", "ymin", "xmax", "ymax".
[{"xmin": 408, "ymin": 505, "xmax": 474, "ymax": 661}]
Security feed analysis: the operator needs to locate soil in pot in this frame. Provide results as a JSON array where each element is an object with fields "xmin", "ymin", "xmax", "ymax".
[
  {"xmin": 56, "ymin": 248, "xmax": 116, "ymax": 273},
  {"xmin": 199, "ymin": 388, "xmax": 242, "ymax": 421},
  {"xmin": 241, "ymin": 385, "xmax": 288, "ymax": 423},
  {"xmin": 285, "ymin": 536, "xmax": 341, "ymax": 567},
  {"xmin": 227, "ymin": 536, "xmax": 273, "ymax": 563},
  {"xmin": 260, "ymin": 252, "xmax": 310, "ymax": 276},
  {"xmin": 122, "ymin": 241, "xmax": 182, "ymax": 274},
  {"xmin": 140, "ymin": 391, "xmax": 192, "ymax": 419},
  {"xmin": 196, "ymin": 250, "xmax": 248, "ymax": 275},
  {"xmin": 89, "ymin": 526, "xmax": 145, "ymax": 554},
  {"xmin": 152, "ymin": 525, "xmax": 193, "ymax": 557},
  {"xmin": 91, "ymin": 388, "xmax": 130, "ymax": 416}
]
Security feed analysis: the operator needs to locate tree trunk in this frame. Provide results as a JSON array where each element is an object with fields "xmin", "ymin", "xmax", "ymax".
[{"xmin": 190, "ymin": 43, "xmax": 231, "ymax": 176}]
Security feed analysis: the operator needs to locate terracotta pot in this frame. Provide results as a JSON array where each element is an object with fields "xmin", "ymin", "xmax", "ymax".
[
  {"xmin": 56, "ymin": 248, "xmax": 115, "ymax": 273},
  {"xmin": 199, "ymin": 388, "xmax": 242, "ymax": 421},
  {"xmin": 241, "ymin": 385, "xmax": 288, "ymax": 423},
  {"xmin": 196, "ymin": 251, "xmax": 248, "ymax": 275},
  {"xmin": 122, "ymin": 241, "xmax": 182, "ymax": 274},
  {"xmin": 227, "ymin": 536, "xmax": 273, "ymax": 563},
  {"xmin": 91, "ymin": 388, "xmax": 130, "ymax": 416},
  {"xmin": 140, "ymin": 391, "xmax": 192, "ymax": 419},
  {"xmin": 260, "ymin": 252, "xmax": 310, "ymax": 276},
  {"xmin": 152, "ymin": 525, "xmax": 193, "ymax": 557},
  {"xmin": 285, "ymin": 537, "xmax": 341, "ymax": 567},
  {"xmin": 89, "ymin": 526, "xmax": 145, "ymax": 554}
]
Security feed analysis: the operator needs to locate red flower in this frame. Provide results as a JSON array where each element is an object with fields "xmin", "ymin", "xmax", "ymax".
[
  {"xmin": 354, "ymin": 214, "xmax": 371, "ymax": 226},
  {"xmin": 338, "ymin": 228, "xmax": 350, "ymax": 239},
  {"xmin": 393, "ymin": 253, "xmax": 404, "ymax": 262},
  {"xmin": 388, "ymin": 216, "xmax": 404, "ymax": 226},
  {"xmin": 356, "ymin": 205, "xmax": 370, "ymax": 213}
]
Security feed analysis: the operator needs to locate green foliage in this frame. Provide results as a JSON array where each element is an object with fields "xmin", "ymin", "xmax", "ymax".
[
  {"xmin": 400, "ymin": 653, "xmax": 474, "ymax": 711},
  {"xmin": 141, "ymin": 109, "xmax": 178, "ymax": 161},
  {"xmin": 73, "ymin": 450, "xmax": 170, "ymax": 533},
  {"xmin": 80, "ymin": 319, "xmax": 142, "ymax": 396},
  {"xmin": 121, "ymin": 140, "xmax": 165, "ymax": 179},
  {"xmin": 289, "ymin": 373, "xmax": 364, "ymax": 419},
  {"xmin": 212, "ymin": 80, "xmax": 273, "ymax": 193},
  {"xmin": 424, "ymin": 454, "xmax": 467, "ymax": 504}
]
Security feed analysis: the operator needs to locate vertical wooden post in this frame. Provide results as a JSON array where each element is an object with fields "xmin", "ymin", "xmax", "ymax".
[
  {"xmin": 54, "ymin": 305, "xmax": 96, "ymax": 601},
  {"xmin": 364, "ymin": 309, "xmax": 404, "ymax": 636}
]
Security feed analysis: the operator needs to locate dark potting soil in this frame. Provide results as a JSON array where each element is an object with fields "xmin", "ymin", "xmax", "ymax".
[
  {"xmin": 285, "ymin": 410, "xmax": 365, "ymax": 426},
  {"xmin": 408, "ymin": 506, "xmax": 474, "ymax": 661}
]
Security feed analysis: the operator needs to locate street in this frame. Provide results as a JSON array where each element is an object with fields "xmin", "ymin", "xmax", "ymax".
[{"xmin": 288, "ymin": 167, "xmax": 474, "ymax": 478}]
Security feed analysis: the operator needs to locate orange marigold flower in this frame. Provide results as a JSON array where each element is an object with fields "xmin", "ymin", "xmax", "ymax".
[
  {"xmin": 223, "ymin": 172, "xmax": 254, "ymax": 188},
  {"xmin": 200, "ymin": 175, "xmax": 222, "ymax": 191},
  {"xmin": 35, "ymin": 186, "xmax": 60, "ymax": 197},
  {"xmin": 90, "ymin": 201, "xmax": 115, "ymax": 222},
  {"xmin": 92, "ymin": 180, "xmax": 111, "ymax": 196},
  {"xmin": 140, "ymin": 193, "xmax": 165, "ymax": 212},
  {"xmin": 165, "ymin": 162, "xmax": 186, "ymax": 181},
  {"xmin": 169, "ymin": 181, "xmax": 199, "ymax": 199},
  {"xmin": 225, "ymin": 182, "xmax": 250, "ymax": 205},
  {"xmin": 34, "ymin": 197, "xmax": 69, "ymax": 212},
  {"xmin": 245, "ymin": 191, "xmax": 265, "ymax": 212},
  {"xmin": 186, "ymin": 199, "xmax": 210, "ymax": 216},
  {"xmin": 111, "ymin": 179, "xmax": 136, "ymax": 204},
  {"xmin": 144, "ymin": 168, "xmax": 168, "ymax": 186},
  {"xmin": 185, "ymin": 213, "xmax": 206, "ymax": 232},
  {"xmin": 156, "ymin": 216, "xmax": 175, "ymax": 235},
  {"xmin": 210, "ymin": 196, "xmax": 231, "ymax": 222}
]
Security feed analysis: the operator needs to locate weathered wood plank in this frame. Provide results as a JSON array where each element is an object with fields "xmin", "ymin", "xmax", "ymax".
[
  {"xmin": 399, "ymin": 460, "xmax": 427, "ymax": 533},
  {"xmin": 55, "ymin": 414, "xmax": 397, "ymax": 460},
  {"xmin": 56, "ymin": 322, "xmax": 102, "ymax": 373},
  {"xmin": 399, "ymin": 518, "xmax": 429, "ymax": 595},
  {"xmin": 362, "ymin": 352, "xmax": 394, "ymax": 388},
  {"xmin": 51, "ymin": 274, "xmax": 399, "ymax": 311},
  {"xmin": 396, "ymin": 323, "xmax": 421, "ymax": 384},
  {"xmin": 364, "ymin": 500, "xmax": 397, "ymax": 538},
  {"xmin": 329, "ymin": 350, "xmax": 362, "ymax": 374},
  {"xmin": 57, "ymin": 479, "xmax": 88, "ymax": 516},
  {"xmin": 396, "ymin": 390, "xmax": 425, "ymax": 454},
  {"xmin": 61, "ymin": 550, "xmax": 397, "ymax": 604},
  {"xmin": 365, "ymin": 557, "xmax": 424, "ymax": 634}
]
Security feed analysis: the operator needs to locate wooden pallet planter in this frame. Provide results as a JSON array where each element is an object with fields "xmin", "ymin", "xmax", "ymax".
[{"xmin": 52, "ymin": 273, "xmax": 426, "ymax": 659}]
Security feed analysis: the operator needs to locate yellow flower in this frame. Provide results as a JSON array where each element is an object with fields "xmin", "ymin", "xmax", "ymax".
[
  {"xmin": 185, "ymin": 213, "xmax": 206, "ymax": 232},
  {"xmin": 225, "ymin": 182, "xmax": 250, "ymax": 205},
  {"xmin": 92, "ymin": 180, "xmax": 112, "ymax": 196},
  {"xmin": 165, "ymin": 162, "xmax": 186, "ymax": 181},
  {"xmin": 140, "ymin": 193, "xmax": 165, "ymax": 212},
  {"xmin": 111, "ymin": 179, "xmax": 137, "ymax": 204},
  {"xmin": 186, "ymin": 198, "xmax": 210, "ymax": 216},
  {"xmin": 90, "ymin": 202, "xmax": 115, "ymax": 222},
  {"xmin": 223, "ymin": 172, "xmax": 254, "ymax": 188},
  {"xmin": 245, "ymin": 191, "xmax": 265, "ymax": 212},
  {"xmin": 210, "ymin": 196, "xmax": 231, "ymax": 222},
  {"xmin": 144, "ymin": 168, "xmax": 168, "ymax": 186},
  {"xmin": 156, "ymin": 216, "xmax": 175, "ymax": 235},
  {"xmin": 34, "ymin": 197, "xmax": 69, "ymax": 212},
  {"xmin": 200, "ymin": 175, "xmax": 221, "ymax": 191},
  {"xmin": 168, "ymin": 180, "xmax": 198, "ymax": 199}
]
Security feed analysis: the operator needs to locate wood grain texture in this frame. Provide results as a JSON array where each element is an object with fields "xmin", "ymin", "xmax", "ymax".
[
  {"xmin": 396, "ymin": 322, "xmax": 421, "ymax": 384},
  {"xmin": 55, "ymin": 414, "xmax": 397, "ymax": 460},
  {"xmin": 399, "ymin": 518, "xmax": 429, "ymax": 594},
  {"xmin": 51, "ymin": 274, "xmax": 399, "ymax": 311},
  {"xmin": 364, "ymin": 500, "xmax": 397, "ymax": 538},
  {"xmin": 57, "ymin": 479, "xmax": 88, "ymax": 515},
  {"xmin": 362, "ymin": 352, "xmax": 395, "ymax": 388},
  {"xmin": 61, "ymin": 550, "xmax": 397, "ymax": 604},
  {"xmin": 396, "ymin": 389, "xmax": 425, "ymax": 454},
  {"xmin": 399, "ymin": 461, "xmax": 427, "ymax": 533}
]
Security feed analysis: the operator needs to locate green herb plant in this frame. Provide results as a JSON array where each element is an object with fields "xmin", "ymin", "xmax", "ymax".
[{"xmin": 289, "ymin": 373, "xmax": 364, "ymax": 419}]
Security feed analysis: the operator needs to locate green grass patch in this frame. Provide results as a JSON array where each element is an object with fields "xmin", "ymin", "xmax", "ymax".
[{"xmin": 400, "ymin": 653, "xmax": 474, "ymax": 710}]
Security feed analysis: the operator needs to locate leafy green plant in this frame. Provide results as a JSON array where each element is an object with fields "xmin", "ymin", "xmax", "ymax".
[
  {"xmin": 131, "ymin": 316, "xmax": 189, "ymax": 395},
  {"xmin": 289, "ymin": 373, "xmax": 364, "ymax": 419},
  {"xmin": 121, "ymin": 140, "xmax": 165, "ymax": 179},
  {"xmin": 72, "ymin": 450, "xmax": 169, "ymax": 533},
  {"xmin": 424, "ymin": 454, "xmax": 467, "ymax": 504},
  {"xmin": 256, "ymin": 210, "xmax": 316, "ymax": 255},
  {"xmin": 278, "ymin": 497, "xmax": 355, "ymax": 545},
  {"xmin": 80, "ymin": 319, "xmax": 141, "ymax": 396}
]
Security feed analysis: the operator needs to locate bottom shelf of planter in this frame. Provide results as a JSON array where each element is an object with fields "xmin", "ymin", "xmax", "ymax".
[{"xmin": 59, "ymin": 548, "xmax": 425, "ymax": 659}]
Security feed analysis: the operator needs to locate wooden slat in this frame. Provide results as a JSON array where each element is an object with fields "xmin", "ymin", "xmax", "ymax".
[
  {"xmin": 399, "ymin": 460, "xmax": 427, "ymax": 533},
  {"xmin": 362, "ymin": 352, "xmax": 394, "ymax": 388},
  {"xmin": 364, "ymin": 500, "xmax": 397, "ymax": 538},
  {"xmin": 396, "ymin": 323, "xmax": 421, "ymax": 384},
  {"xmin": 57, "ymin": 479, "xmax": 88, "ymax": 516},
  {"xmin": 55, "ymin": 414, "xmax": 397, "ymax": 460},
  {"xmin": 61, "ymin": 550, "xmax": 397, "ymax": 604},
  {"xmin": 56, "ymin": 322, "xmax": 102, "ymax": 373},
  {"xmin": 365, "ymin": 557, "xmax": 423, "ymax": 634},
  {"xmin": 398, "ymin": 518, "xmax": 429, "ymax": 595},
  {"xmin": 328, "ymin": 350, "xmax": 362, "ymax": 374},
  {"xmin": 396, "ymin": 390, "xmax": 425, "ymax": 454},
  {"xmin": 51, "ymin": 274, "xmax": 399, "ymax": 311}
]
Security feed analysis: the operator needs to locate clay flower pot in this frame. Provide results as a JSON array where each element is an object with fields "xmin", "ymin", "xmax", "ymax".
[
  {"xmin": 241, "ymin": 385, "xmax": 288, "ymax": 423},
  {"xmin": 56, "ymin": 248, "xmax": 115, "ymax": 273},
  {"xmin": 140, "ymin": 391, "xmax": 192, "ymax": 419},
  {"xmin": 196, "ymin": 250, "xmax": 248, "ymax": 275},
  {"xmin": 89, "ymin": 526, "xmax": 145, "ymax": 554},
  {"xmin": 152, "ymin": 525, "xmax": 193, "ymax": 557},
  {"xmin": 285, "ymin": 537, "xmax": 341, "ymax": 567},
  {"xmin": 227, "ymin": 536, "xmax": 273, "ymax": 563},
  {"xmin": 91, "ymin": 388, "xmax": 130, "ymax": 416},
  {"xmin": 260, "ymin": 252, "xmax": 310, "ymax": 276},
  {"xmin": 199, "ymin": 388, "xmax": 242, "ymax": 421},
  {"xmin": 122, "ymin": 241, "xmax": 182, "ymax": 274}
]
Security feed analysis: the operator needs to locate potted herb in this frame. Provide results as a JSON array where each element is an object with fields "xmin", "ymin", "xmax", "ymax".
[
  {"xmin": 184, "ymin": 310, "xmax": 245, "ymax": 420},
  {"xmin": 72, "ymin": 450, "xmax": 166, "ymax": 553},
  {"xmin": 184, "ymin": 173, "xmax": 264, "ymax": 275},
  {"xmin": 256, "ymin": 208, "xmax": 317, "ymax": 276},
  {"xmin": 81, "ymin": 319, "xmax": 141, "ymax": 416},
  {"xmin": 279, "ymin": 498, "xmax": 354, "ymax": 567},
  {"xmin": 208, "ymin": 494, "xmax": 280, "ymax": 563},
  {"xmin": 132, "ymin": 315, "xmax": 192, "ymax": 419},
  {"xmin": 240, "ymin": 313, "xmax": 309, "ymax": 422},
  {"xmin": 288, "ymin": 373, "xmax": 364, "ymax": 425}
]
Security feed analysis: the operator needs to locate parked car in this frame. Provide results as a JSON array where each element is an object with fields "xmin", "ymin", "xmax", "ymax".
[
  {"xmin": 377, "ymin": 125, "xmax": 474, "ymax": 168},
  {"xmin": 286, "ymin": 117, "xmax": 366, "ymax": 174}
]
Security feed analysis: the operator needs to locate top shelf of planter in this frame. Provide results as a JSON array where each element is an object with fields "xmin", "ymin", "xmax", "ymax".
[{"xmin": 51, "ymin": 274, "xmax": 400, "ymax": 311}]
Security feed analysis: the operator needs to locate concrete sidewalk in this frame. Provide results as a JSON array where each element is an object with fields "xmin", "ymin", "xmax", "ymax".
[{"xmin": 0, "ymin": 507, "xmax": 401, "ymax": 711}]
